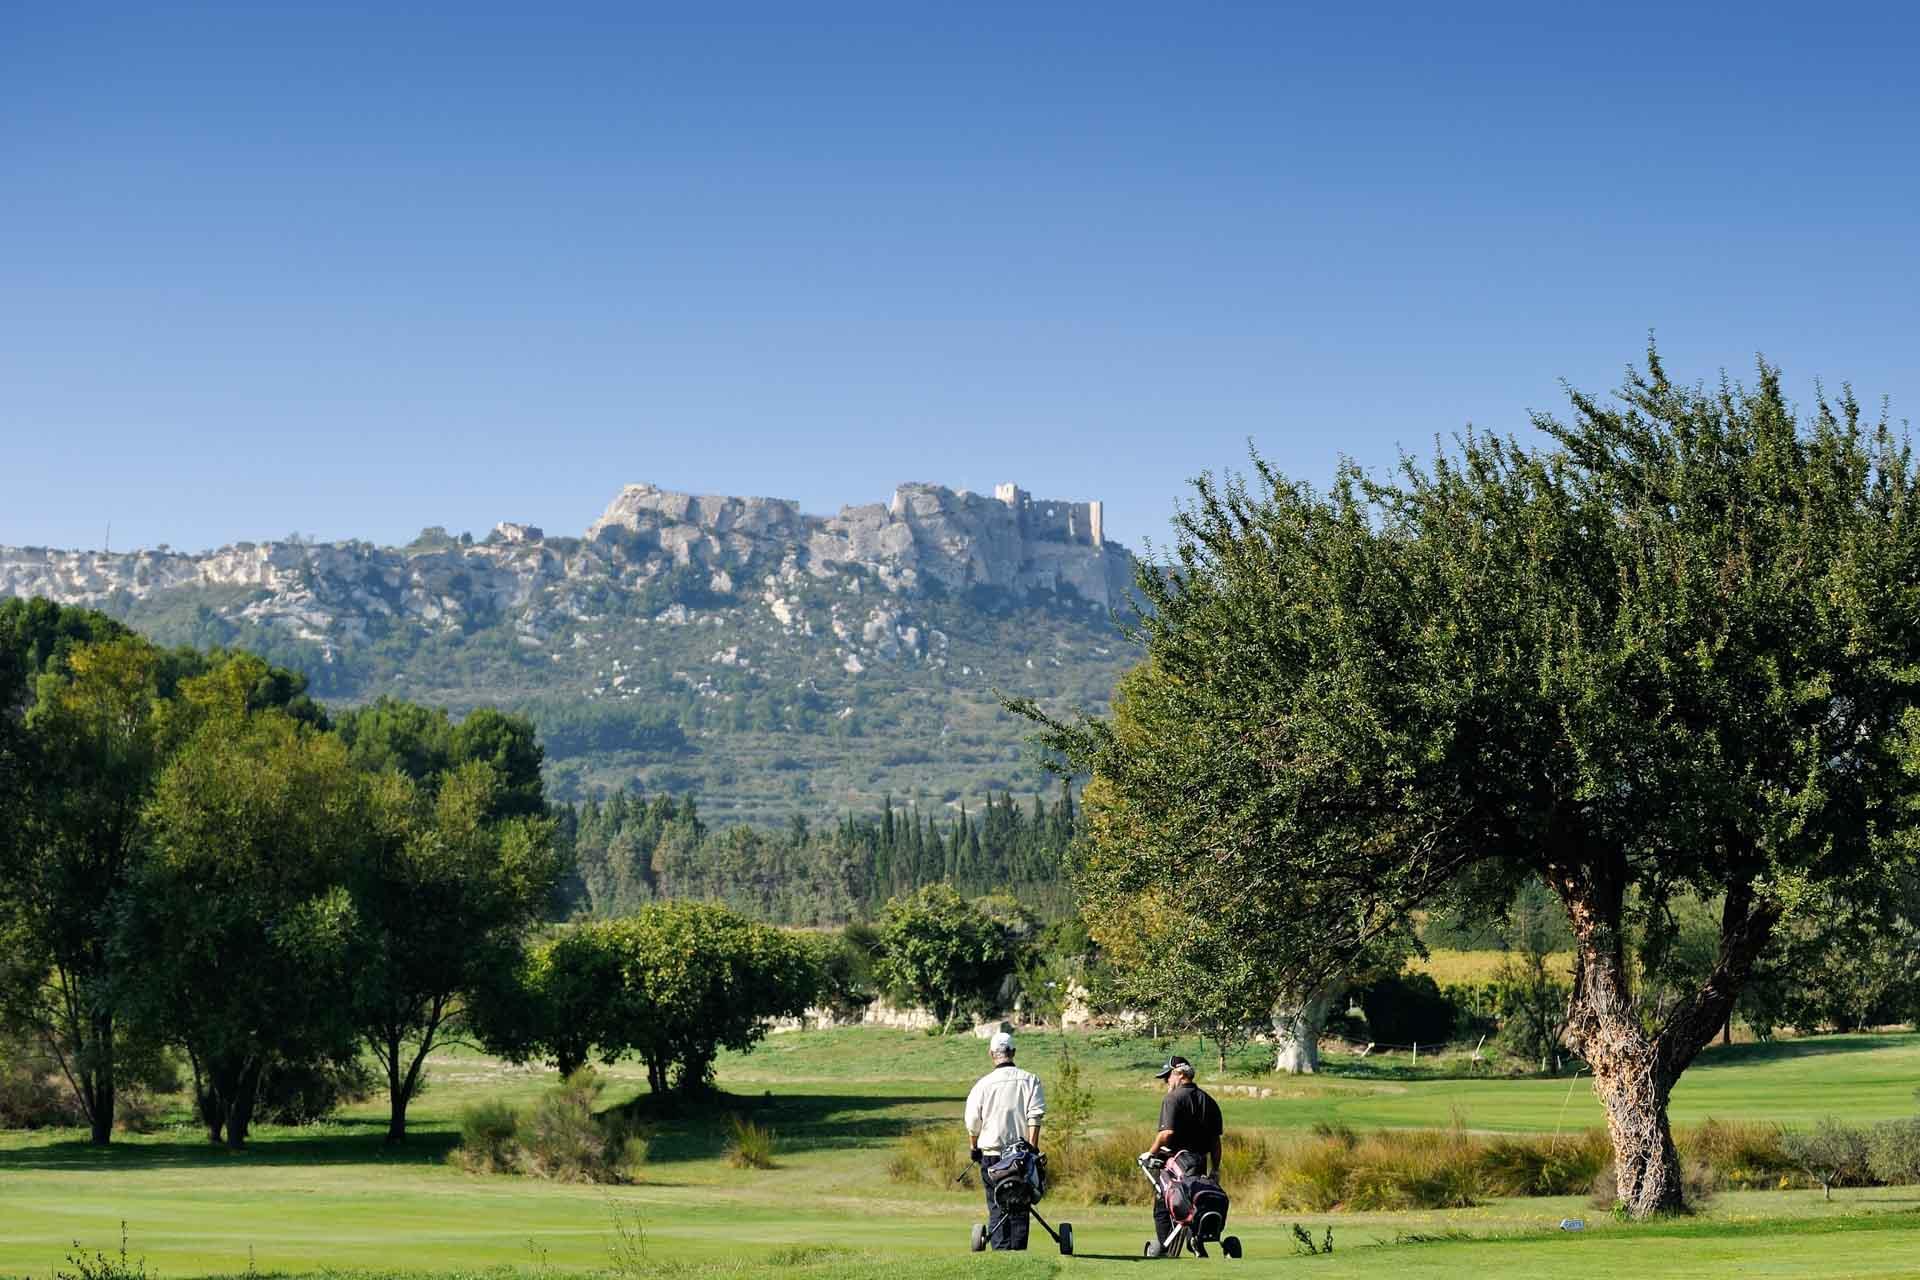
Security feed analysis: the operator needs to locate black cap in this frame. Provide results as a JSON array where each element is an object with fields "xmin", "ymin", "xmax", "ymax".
[{"xmin": 1154, "ymin": 1056, "xmax": 1193, "ymax": 1080}]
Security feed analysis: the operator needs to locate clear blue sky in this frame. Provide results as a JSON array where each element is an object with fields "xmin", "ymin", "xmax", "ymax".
[{"xmin": 5, "ymin": 3, "xmax": 1917, "ymax": 554}]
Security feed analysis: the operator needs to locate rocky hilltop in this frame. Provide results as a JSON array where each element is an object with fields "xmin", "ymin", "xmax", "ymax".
[
  {"xmin": 0, "ymin": 481, "xmax": 1132, "ymax": 654},
  {"xmin": 0, "ymin": 482, "xmax": 1139, "ymax": 821}
]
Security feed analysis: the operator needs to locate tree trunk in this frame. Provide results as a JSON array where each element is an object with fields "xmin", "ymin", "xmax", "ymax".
[
  {"xmin": 84, "ymin": 1009, "xmax": 115, "ymax": 1145},
  {"xmin": 1588, "ymin": 1037, "xmax": 1685, "ymax": 1215},
  {"xmin": 1273, "ymin": 982, "xmax": 1342, "ymax": 1075},
  {"xmin": 387, "ymin": 1089, "xmax": 408, "ymax": 1144},
  {"xmin": 1552, "ymin": 866, "xmax": 1780, "ymax": 1220},
  {"xmin": 223, "ymin": 1058, "xmax": 262, "ymax": 1150}
]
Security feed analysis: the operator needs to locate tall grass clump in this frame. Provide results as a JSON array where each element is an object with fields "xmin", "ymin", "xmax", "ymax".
[
  {"xmin": 455, "ymin": 1099, "xmax": 521, "ymax": 1174},
  {"xmin": 724, "ymin": 1114, "xmax": 777, "ymax": 1169},
  {"xmin": 452, "ymin": 1069, "xmax": 647, "ymax": 1183},
  {"xmin": 1478, "ymin": 1130, "xmax": 1611, "ymax": 1196},
  {"xmin": 1679, "ymin": 1118, "xmax": 1793, "ymax": 1190},
  {"xmin": 886, "ymin": 1127, "xmax": 976, "ymax": 1188}
]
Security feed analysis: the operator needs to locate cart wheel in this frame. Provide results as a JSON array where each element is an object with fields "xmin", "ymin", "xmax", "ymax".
[
  {"xmin": 970, "ymin": 1223, "xmax": 987, "ymax": 1253},
  {"xmin": 1223, "ymin": 1236, "xmax": 1242, "ymax": 1259},
  {"xmin": 1144, "ymin": 1240, "xmax": 1162, "ymax": 1258},
  {"xmin": 1057, "ymin": 1223, "xmax": 1073, "ymax": 1256}
]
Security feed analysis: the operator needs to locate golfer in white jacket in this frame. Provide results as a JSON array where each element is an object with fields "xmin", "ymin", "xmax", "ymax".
[{"xmin": 963, "ymin": 1030, "xmax": 1046, "ymax": 1249}]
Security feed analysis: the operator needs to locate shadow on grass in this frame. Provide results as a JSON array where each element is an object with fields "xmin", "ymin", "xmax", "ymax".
[
  {"xmin": 612, "ymin": 1091, "xmax": 954, "ymax": 1163},
  {"xmin": 1684, "ymin": 1032, "xmax": 1915, "ymax": 1071},
  {"xmin": 0, "ymin": 1118, "xmax": 461, "ymax": 1172},
  {"xmin": 0, "ymin": 1089, "xmax": 953, "ymax": 1172}
]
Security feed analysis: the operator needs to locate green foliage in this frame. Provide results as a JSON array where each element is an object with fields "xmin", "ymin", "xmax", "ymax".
[
  {"xmin": 1018, "ymin": 349, "xmax": 1920, "ymax": 1216},
  {"xmin": 566, "ymin": 786, "xmax": 1077, "ymax": 926},
  {"xmin": 804, "ymin": 931, "xmax": 879, "ymax": 1022},
  {"xmin": 454, "ymin": 1100, "xmax": 521, "ymax": 1173},
  {"xmin": 1356, "ymin": 973, "xmax": 1456, "ymax": 1048},
  {"xmin": 120, "ymin": 661, "xmax": 368, "ymax": 1147},
  {"xmin": 343, "ymin": 745, "xmax": 564, "ymax": 1141},
  {"xmin": 1043, "ymin": 1039, "xmax": 1096, "ymax": 1152},
  {"xmin": 55, "ymin": 1223, "xmax": 152, "ymax": 1280},
  {"xmin": 482, "ymin": 903, "xmax": 818, "ymax": 1093},
  {"xmin": 872, "ymin": 884, "xmax": 1015, "ymax": 1031},
  {"xmin": 1864, "ymin": 1117, "xmax": 1920, "ymax": 1186},
  {"xmin": 255, "ymin": 1053, "xmax": 377, "ymax": 1126}
]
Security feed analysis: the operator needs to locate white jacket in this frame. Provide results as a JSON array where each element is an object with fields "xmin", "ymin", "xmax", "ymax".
[{"xmin": 964, "ymin": 1062, "xmax": 1046, "ymax": 1153}]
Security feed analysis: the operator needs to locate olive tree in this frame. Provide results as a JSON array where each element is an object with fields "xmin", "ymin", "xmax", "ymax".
[
  {"xmin": 479, "ymin": 902, "xmax": 818, "ymax": 1093},
  {"xmin": 1018, "ymin": 351, "xmax": 1920, "ymax": 1217}
]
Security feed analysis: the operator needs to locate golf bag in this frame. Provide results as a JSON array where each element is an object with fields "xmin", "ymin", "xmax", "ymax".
[
  {"xmin": 1139, "ymin": 1151, "xmax": 1242, "ymax": 1259},
  {"xmin": 983, "ymin": 1140, "xmax": 1047, "ymax": 1210},
  {"xmin": 970, "ymin": 1141, "xmax": 1073, "ymax": 1255},
  {"xmin": 1162, "ymin": 1152, "xmax": 1230, "ymax": 1240}
]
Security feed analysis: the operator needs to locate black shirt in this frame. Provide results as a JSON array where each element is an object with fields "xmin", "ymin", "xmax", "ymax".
[{"xmin": 1158, "ymin": 1083, "xmax": 1223, "ymax": 1160}]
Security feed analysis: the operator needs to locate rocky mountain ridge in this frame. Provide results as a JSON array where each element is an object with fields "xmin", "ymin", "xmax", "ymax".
[
  {"xmin": 0, "ymin": 481, "xmax": 1132, "ymax": 658},
  {"xmin": 0, "ymin": 482, "xmax": 1140, "ymax": 821}
]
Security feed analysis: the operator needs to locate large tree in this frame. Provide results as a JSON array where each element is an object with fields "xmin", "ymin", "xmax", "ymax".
[
  {"xmin": 872, "ymin": 884, "xmax": 1016, "ymax": 1033},
  {"xmin": 1019, "ymin": 351, "xmax": 1920, "ymax": 1217},
  {"xmin": 346, "ymin": 761, "xmax": 562, "ymax": 1142},
  {"xmin": 125, "ymin": 657, "xmax": 363, "ymax": 1147},
  {"xmin": 0, "ymin": 634, "xmax": 173, "ymax": 1144}
]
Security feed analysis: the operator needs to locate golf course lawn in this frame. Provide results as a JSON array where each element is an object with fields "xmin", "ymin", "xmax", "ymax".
[{"xmin": 4, "ymin": 1028, "xmax": 1920, "ymax": 1278}]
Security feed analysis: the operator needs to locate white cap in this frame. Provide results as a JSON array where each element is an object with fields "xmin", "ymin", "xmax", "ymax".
[{"xmin": 990, "ymin": 1031, "xmax": 1014, "ymax": 1055}]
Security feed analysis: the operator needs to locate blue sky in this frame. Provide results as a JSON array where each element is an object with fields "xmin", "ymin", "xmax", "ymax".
[{"xmin": 5, "ymin": 3, "xmax": 1917, "ymax": 553}]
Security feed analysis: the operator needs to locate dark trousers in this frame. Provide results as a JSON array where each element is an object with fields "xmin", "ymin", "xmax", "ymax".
[{"xmin": 982, "ymin": 1160, "xmax": 1031, "ymax": 1250}]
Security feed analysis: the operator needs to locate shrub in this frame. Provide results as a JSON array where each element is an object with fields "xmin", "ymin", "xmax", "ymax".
[
  {"xmin": 0, "ymin": 1059, "xmax": 83, "ymax": 1129},
  {"xmin": 256, "ymin": 1055, "xmax": 377, "ymax": 1125},
  {"xmin": 453, "ymin": 1070, "xmax": 647, "ymax": 1184},
  {"xmin": 1052, "ymin": 1130, "xmax": 1155, "ymax": 1205},
  {"xmin": 1867, "ymin": 1118, "xmax": 1920, "ymax": 1186},
  {"xmin": 455, "ymin": 1100, "xmax": 520, "ymax": 1174},
  {"xmin": 1356, "ymin": 973, "xmax": 1459, "ymax": 1047},
  {"xmin": 724, "ymin": 1114, "xmax": 776, "ymax": 1170},
  {"xmin": 1781, "ymin": 1118, "xmax": 1872, "ymax": 1200}
]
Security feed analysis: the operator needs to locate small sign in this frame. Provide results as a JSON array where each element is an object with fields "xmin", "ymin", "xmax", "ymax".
[{"xmin": 1558, "ymin": 1219, "xmax": 1585, "ymax": 1232}]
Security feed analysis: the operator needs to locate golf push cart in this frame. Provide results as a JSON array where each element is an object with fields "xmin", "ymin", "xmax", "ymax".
[
  {"xmin": 1138, "ymin": 1151, "xmax": 1242, "ymax": 1259},
  {"xmin": 968, "ymin": 1141, "xmax": 1074, "ymax": 1256}
]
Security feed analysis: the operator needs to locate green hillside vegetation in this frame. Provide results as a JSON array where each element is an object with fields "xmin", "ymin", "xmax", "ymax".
[{"xmin": 98, "ymin": 570, "xmax": 1134, "ymax": 825}]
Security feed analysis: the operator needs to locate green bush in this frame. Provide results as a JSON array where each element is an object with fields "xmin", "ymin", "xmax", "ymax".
[
  {"xmin": 1356, "ymin": 973, "xmax": 1459, "ymax": 1047},
  {"xmin": 453, "ymin": 1071, "xmax": 647, "ymax": 1184},
  {"xmin": 1679, "ymin": 1118, "xmax": 1794, "ymax": 1190},
  {"xmin": 1478, "ymin": 1130, "xmax": 1611, "ymax": 1196},
  {"xmin": 1866, "ymin": 1118, "xmax": 1920, "ymax": 1185},
  {"xmin": 455, "ymin": 1100, "xmax": 520, "ymax": 1174}
]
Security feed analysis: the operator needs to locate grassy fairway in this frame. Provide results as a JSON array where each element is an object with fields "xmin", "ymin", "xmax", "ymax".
[{"xmin": 3, "ymin": 1029, "xmax": 1919, "ymax": 1279}]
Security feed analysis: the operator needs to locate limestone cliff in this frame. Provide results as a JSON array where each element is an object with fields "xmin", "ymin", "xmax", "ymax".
[{"xmin": 0, "ymin": 480, "xmax": 1134, "ymax": 663}]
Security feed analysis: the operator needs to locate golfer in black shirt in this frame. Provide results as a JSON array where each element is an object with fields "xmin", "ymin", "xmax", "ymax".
[{"xmin": 1144, "ymin": 1056, "xmax": 1223, "ymax": 1249}]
